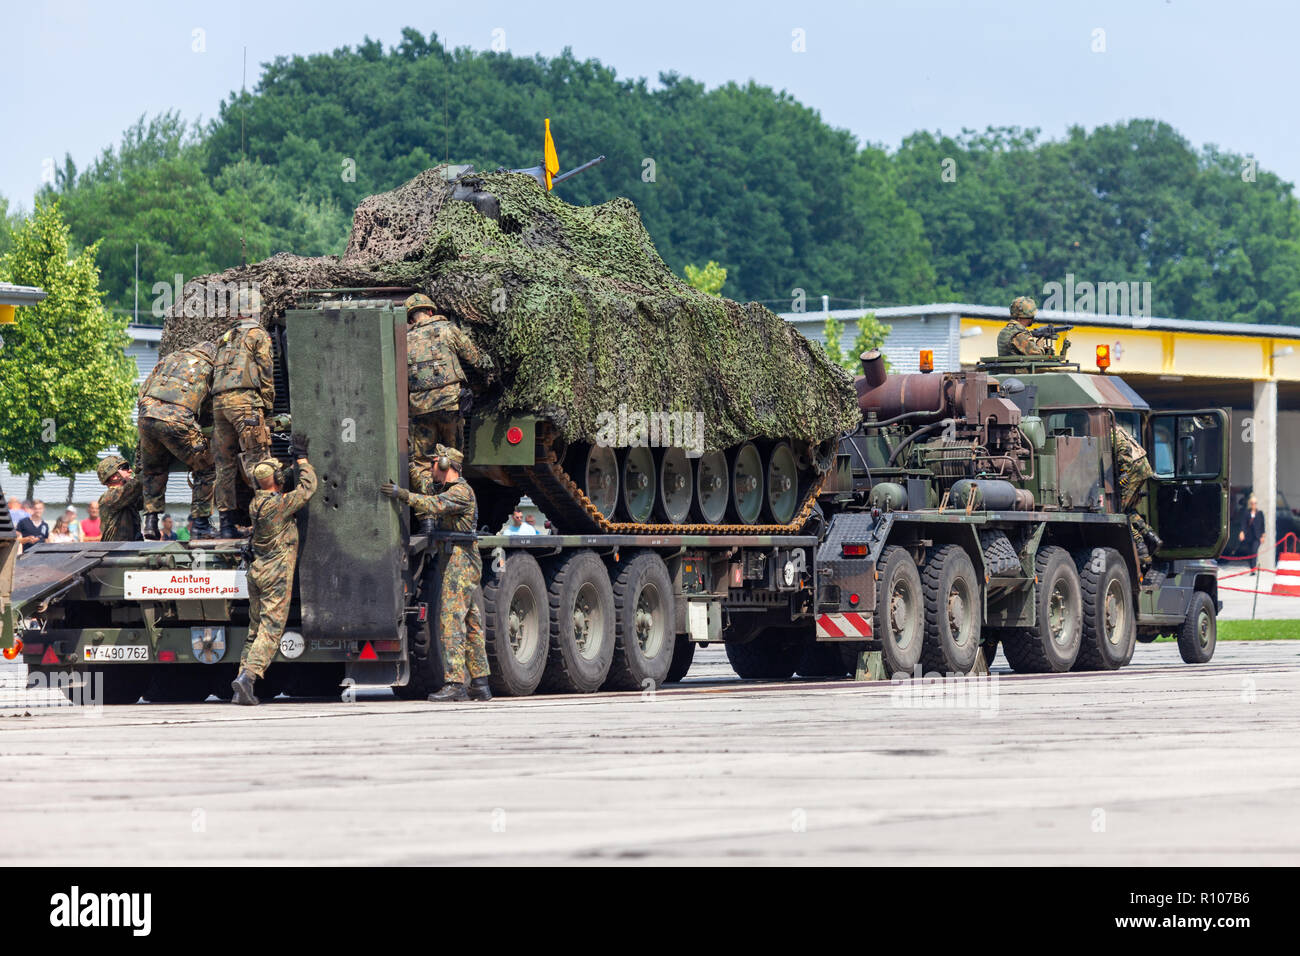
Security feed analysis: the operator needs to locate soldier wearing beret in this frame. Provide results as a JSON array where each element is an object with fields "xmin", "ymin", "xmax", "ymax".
[
  {"xmin": 95, "ymin": 455, "xmax": 144, "ymax": 542},
  {"xmin": 231, "ymin": 435, "xmax": 316, "ymax": 706},
  {"xmin": 380, "ymin": 443, "xmax": 489, "ymax": 703}
]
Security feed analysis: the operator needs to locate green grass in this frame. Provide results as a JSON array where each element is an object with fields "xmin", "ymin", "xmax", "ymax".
[{"xmin": 1213, "ymin": 619, "xmax": 1300, "ymax": 641}]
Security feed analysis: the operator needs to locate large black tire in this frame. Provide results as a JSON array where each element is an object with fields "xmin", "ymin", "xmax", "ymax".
[
  {"xmin": 1177, "ymin": 591, "xmax": 1217, "ymax": 664},
  {"xmin": 1074, "ymin": 547, "xmax": 1135, "ymax": 671},
  {"xmin": 99, "ymin": 665, "xmax": 150, "ymax": 705},
  {"xmin": 725, "ymin": 627, "xmax": 802, "ymax": 680},
  {"xmin": 394, "ymin": 560, "xmax": 447, "ymax": 700},
  {"xmin": 919, "ymin": 545, "xmax": 981, "ymax": 675},
  {"xmin": 483, "ymin": 552, "xmax": 550, "ymax": 696},
  {"xmin": 145, "ymin": 668, "xmax": 213, "ymax": 702},
  {"xmin": 1002, "ymin": 546, "xmax": 1082, "ymax": 673},
  {"xmin": 540, "ymin": 550, "xmax": 615, "ymax": 693},
  {"xmin": 797, "ymin": 637, "xmax": 850, "ymax": 677},
  {"xmin": 604, "ymin": 552, "xmax": 676, "ymax": 690},
  {"xmin": 873, "ymin": 546, "xmax": 925, "ymax": 678},
  {"xmin": 664, "ymin": 635, "xmax": 695, "ymax": 683}
]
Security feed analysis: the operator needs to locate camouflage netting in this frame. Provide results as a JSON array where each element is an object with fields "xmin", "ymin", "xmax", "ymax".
[{"xmin": 162, "ymin": 166, "xmax": 860, "ymax": 452}]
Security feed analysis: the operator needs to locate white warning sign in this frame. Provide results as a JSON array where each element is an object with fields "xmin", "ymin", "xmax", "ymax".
[{"xmin": 123, "ymin": 570, "xmax": 248, "ymax": 600}]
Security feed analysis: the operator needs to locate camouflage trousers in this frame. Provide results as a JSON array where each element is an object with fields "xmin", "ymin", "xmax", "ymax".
[
  {"xmin": 241, "ymin": 548, "xmax": 297, "ymax": 680},
  {"xmin": 1129, "ymin": 513, "xmax": 1154, "ymax": 569},
  {"xmin": 213, "ymin": 393, "xmax": 270, "ymax": 512},
  {"xmin": 139, "ymin": 416, "xmax": 214, "ymax": 516},
  {"xmin": 439, "ymin": 545, "xmax": 487, "ymax": 684},
  {"xmin": 409, "ymin": 411, "xmax": 461, "ymax": 510}
]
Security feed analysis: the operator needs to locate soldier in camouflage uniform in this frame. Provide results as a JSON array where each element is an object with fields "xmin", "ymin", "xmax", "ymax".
[
  {"xmin": 231, "ymin": 436, "xmax": 316, "ymax": 706},
  {"xmin": 137, "ymin": 341, "xmax": 217, "ymax": 540},
  {"xmin": 380, "ymin": 443, "xmax": 490, "ymax": 703},
  {"xmin": 1112, "ymin": 423, "xmax": 1161, "ymax": 570},
  {"xmin": 404, "ymin": 294, "xmax": 494, "ymax": 530},
  {"xmin": 997, "ymin": 296, "xmax": 1051, "ymax": 357},
  {"xmin": 95, "ymin": 455, "xmax": 143, "ymax": 542},
  {"xmin": 212, "ymin": 313, "xmax": 275, "ymax": 539}
]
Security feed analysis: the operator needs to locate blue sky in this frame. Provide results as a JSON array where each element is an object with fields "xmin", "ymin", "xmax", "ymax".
[{"xmin": 5, "ymin": 0, "xmax": 1298, "ymax": 208}]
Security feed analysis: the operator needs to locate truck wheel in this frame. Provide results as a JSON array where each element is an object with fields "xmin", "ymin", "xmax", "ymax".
[
  {"xmin": 920, "ymin": 545, "xmax": 981, "ymax": 675},
  {"xmin": 483, "ymin": 552, "xmax": 550, "ymax": 696},
  {"xmin": 725, "ymin": 628, "xmax": 802, "ymax": 680},
  {"xmin": 874, "ymin": 546, "xmax": 925, "ymax": 678},
  {"xmin": 100, "ymin": 665, "xmax": 150, "ymax": 705},
  {"xmin": 604, "ymin": 551, "xmax": 675, "ymax": 690},
  {"xmin": 145, "ymin": 668, "xmax": 213, "ymax": 702},
  {"xmin": 1002, "ymin": 546, "xmax": 1082, "ymax": 673},
  {"xmin": 540, "ymin": 550, "xmax": 615, "ymax": 693},
  {"xmin": 1074, "ymin": 547, "xmax": 1135, "ymax": 671},
  {"xmin": 1177, "ymin": 592, "xmax": 1217, "ymax": 664},
  {"xmin": 664, "ymin": 634, "xmax": 695, "ymax": 683}
]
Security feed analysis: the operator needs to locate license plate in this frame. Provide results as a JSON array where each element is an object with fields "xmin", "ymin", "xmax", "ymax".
[{"xmin": 83, "ymin": 645, "xmax": 150, "ymax": 662}]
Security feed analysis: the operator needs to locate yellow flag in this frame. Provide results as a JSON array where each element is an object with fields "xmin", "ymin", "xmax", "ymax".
[{"xmin": 544, "ymin": 118, "xmax": 560, "ymax": 191}]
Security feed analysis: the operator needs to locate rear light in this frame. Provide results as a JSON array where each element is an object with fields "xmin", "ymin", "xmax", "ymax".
[
  {"xmin": 158, "ymin": 650, "xmax": 177, "ymax": 662},
  {"xmin": 506, "ymin": 426, "xmax": 524, "ymax": 445},
  {"xmin": 848, "ymin": 593, "xmax": 860, "ymax": 607},
  {"xmin": 841, "ymin": 543, "xmax": 868, "ymax": 557},
  {"xmin": 2, "ymin": 638, "xmax": 22, "ymax": 661},
  {"xmin": 730, "ymin": 563, "xmax": 743, "ymax": 587},
  {"xmin": 375, "ymin": 640, "xmax": 402, "ymax": 653}
]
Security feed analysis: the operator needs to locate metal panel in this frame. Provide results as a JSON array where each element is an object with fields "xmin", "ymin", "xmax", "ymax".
[{"xmin": 286, "ymin": 306, "xmax": 406, "ymax": 642}]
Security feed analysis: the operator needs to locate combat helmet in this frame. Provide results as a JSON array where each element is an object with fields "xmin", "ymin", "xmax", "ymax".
[
  {"xmin": 1010, "ymin": 296, "xmax": 1037, "ymax": 321},
  {"xmin": 404, "ymin": 293, "xmax": 436, "ymax": 318},
  {"xmin": 96, "ymin": 455, "xmax": 128, "ymax": 484}
]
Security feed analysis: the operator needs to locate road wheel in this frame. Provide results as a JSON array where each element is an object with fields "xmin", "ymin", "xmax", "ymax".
[
  {"xmin": 920, "ymin": 545, "xmax": 981, "ymax": 675},
  {"xmin": 725, "ymin": 627, "xmax": 802, "ymax": 680},
  {"xmin": 873, "ymin": 546, "xmax": 925, "ymax": 678},
  {"xmin": 1002, "ymin": 546, "xmax": 1082, "ymax": 673},
  {"xmin": 664, "ymin": 634, "xmax": 695, "ymax": 683},
  {"xmin": 99, "ymin": 665, "xmax": 150, "ymax": 705},
  {"xmin": 1074, "ymin": 547, "xmax": 1135, "ymax": 671},
  {"xmin": 483, "ymin": 552, "xmax": 550, "ymax": 696},
  {"xmin": 1177, "ymin": 591, "xmax": 1217, "ymax": 664},
  {"xmin": 145, "ymin": 668, "xmax": 213, "ymax": 702},
  {"xmin": 540, "ymin": 550, "xmax": 615, "ymax": 693},
  {"xmin": 605, "ymin": 552, "xmax": 675, "ymax": 690}
]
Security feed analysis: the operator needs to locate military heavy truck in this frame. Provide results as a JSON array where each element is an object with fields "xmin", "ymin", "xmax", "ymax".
[{"xmin": 3, "ymin": 301, "xmax": 1225, "ymax": 704}]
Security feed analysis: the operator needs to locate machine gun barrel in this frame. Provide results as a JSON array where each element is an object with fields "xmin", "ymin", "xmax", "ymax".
[{"xmin": 510, "ymin": 155, "xmax": 606, "ymax": 189}]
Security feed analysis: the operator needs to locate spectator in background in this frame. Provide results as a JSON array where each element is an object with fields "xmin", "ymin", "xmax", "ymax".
[
  {"xmin": 160, "ymin": 515, "xmax": 179, "ymax": 541},
  {"xmin": 525, "ymin": 514, "xmax": 545, "ymax": 534},
  {"xmin": 80, "ymin": 501, "xmax": 102, "ymax": 542},
  {"xmin": 7, "ymin": 497, "xmax": 27, "ymax": 525},
  {"xmin": 502, "ymin": 509, "xmax": 539, "ymax": 536},
  {"xmin": 16, "ymin": 500, "xmax": 49, "ymax": 546},
  {"xmin": 63, "ymin": 507, "xmax": 83, "ymax": 541},
  {"xmin": 48, "ymin": 515, "xmax": 77, "ymax": 543},
  {"xmin": 178, "ymin": 518, "xmax": 193, "ymax": 542},
  {"xmin": 1238, "ymin": 493, "xmax": 1266, "ymax": 570}
]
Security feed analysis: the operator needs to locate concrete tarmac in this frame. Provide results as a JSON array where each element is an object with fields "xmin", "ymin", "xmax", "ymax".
[{"xmin": 1, "ymin": 640, "xmax": 1297, "ymax": 865}]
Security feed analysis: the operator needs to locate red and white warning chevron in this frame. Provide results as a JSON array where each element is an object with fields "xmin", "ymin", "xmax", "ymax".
[{"xmin": 815, "ymin": 612, "xmax": 873, "ymax": 640}]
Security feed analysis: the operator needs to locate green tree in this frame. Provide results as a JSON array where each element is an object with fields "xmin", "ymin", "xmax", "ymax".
[
  {"xmin": 821, "ymin": 313, "xmax": 846, "ymax": 368},
  {"xmin": 0, "ymin": 194, "xmax": 24, "ymax": 263},
  {"xmin": 683, "ymin": 260, "xmax": 727, "ymax": 295},
  {"xmin": 0, "ymin": 201, "xmax": 137, "ymax": 497},
  {"xmin": 851, "ymin": 313, "xmax": 892, "ymax": 370}
]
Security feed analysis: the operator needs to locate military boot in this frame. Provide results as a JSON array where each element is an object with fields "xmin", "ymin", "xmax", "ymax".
[
  {"xmin": 231, "ymin": 670, "xmax": 260, "ymax": 706},
  {"xmin": 190, "ymin": 515, "xmax": 215, "ymax": 539},
  {"xmin": 1144, "ymin": 528, "xmax": 1163, "ymax": 553},
  {"xmin": 143, "ymin": 512, "xmax": 160, "ymax": 540},
  {"xmin": 428, "ymin": 682, "xmax": 469, "ymax": 702},
  {"xmin": 468, "ymin": 676, "xmax": 492, "ymax": 702},
  {"xmin": 218, "ymin": 511, "xmax": 239, "ymax": 539}
]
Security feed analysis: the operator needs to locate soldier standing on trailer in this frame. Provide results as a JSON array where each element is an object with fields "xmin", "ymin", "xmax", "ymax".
[
  {"xmin": 137, "ymin": 341, "xmax": 218, "ymax": 540},
  {"xmin": 404, "ymin": 293, "xmax": 494, "ymax": 530},
  {"xmin": 379, "ymin": 443, "xmax": 490, "ymax": 703},
  {"xmin": 95, "ymin": 455, "xmax": 144, "ymax": 542},
  {"xmin": 230, "ymin": 436, "xmax": 315, "ymax": 706},
  {"xmin": 212, "ymin": 306, "xmax": 275, "ymax": 539}
]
